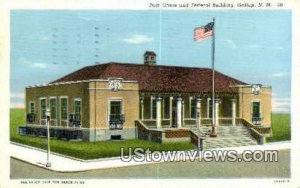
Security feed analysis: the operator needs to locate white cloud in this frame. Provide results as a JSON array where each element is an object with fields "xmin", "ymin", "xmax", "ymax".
[
  {"xmin": 31, "ymin": 62, "xmax": 47, "ymax": 68},
  {"xmin": 271, "ymin": 46, "xmax": 285, "ymax": 51},
  {"xmin": 247, "ymin": 44, "xmax": 285, "ymax": 51},
  {"xmin": 10, "ymin": 92, "xmax": 24, "ymax": 99},
  {"xmin": 10, "ymin": 102, "xmax": 25, "ymax": 108},
  {"xmin": 18, "ymin": 57, "xmax": 48, "ymax": 69},
  {"xmin": 272, "ymin": 97, "xmax": 290, "ymax": 113},
  {"xmin": 123, "ymin": 34, "xmax": 154, "ymax": 44},
  {"xmin": 247, "ymin": 44, "xmax": 261, "ymax": 49},
  {"xmin": 270, "ymin": 72, "xmax": 290, "ymax": 78},
  {"xmin": 220, "ymin": 39, "xmax": 237, "ymax": 48},
  {"xmin": 78, "ymin": 15, "xmax": 100, "ymax": 22},
  {"xmin": 78, "ymin": 16, "xmax": 92, "ymax": 21},
  {"xmin": 40, "ymin": 35, "xmax": 50, "ymax": 41}
]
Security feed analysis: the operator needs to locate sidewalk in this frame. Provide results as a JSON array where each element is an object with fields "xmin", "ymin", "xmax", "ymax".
[{"xmin": 10, "ymin": 141, "xmax": 290, "ymax": 172}]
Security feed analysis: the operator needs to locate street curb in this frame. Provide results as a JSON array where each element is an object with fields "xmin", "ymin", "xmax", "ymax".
[
  {"xmin": 11, "ymin": 140, "xmax": 290, "ymax": 162},
  {"xmin": 10, "ymin": 141, "xmax": 291, "ymax": 172},
  {"xmin": 10, "ymin": 141, "xmax": 122, "ymax": 162},
  {"xmin": 10, "ymin": 141, "xmax": 197, "ymax": 162}
]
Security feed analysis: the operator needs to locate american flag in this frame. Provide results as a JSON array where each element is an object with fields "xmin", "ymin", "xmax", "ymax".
[{"xmin": 194, "ymin": 22, "xmax": 214, "ymax": 41}]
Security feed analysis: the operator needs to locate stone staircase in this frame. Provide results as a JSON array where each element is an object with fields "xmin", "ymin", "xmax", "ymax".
[{"xmin": 191, "ymin": 125, "xmax": 258, "ymax": 149}]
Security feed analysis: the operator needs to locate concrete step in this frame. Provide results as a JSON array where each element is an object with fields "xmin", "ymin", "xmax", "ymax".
[
  {"xmin": 204, "ymin": 137, "xmax": 258, "ymax": 149},
  {"xmin": 190, "ymin": 125, "xmax": 258, "ymax": 149}
]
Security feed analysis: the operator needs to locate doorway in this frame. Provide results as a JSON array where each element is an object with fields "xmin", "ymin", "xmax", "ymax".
[{"xmin": 171, "ymin": 99, "xmax": 177, "ymax": 127}]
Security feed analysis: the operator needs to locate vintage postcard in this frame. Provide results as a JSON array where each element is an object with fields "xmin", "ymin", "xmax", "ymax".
[{"xmin": 0, "ymin": 0, "xmax": 299, "ymax": 187}]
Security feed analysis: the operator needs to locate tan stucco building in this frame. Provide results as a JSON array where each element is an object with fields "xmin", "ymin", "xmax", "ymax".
[{"xmin": 22, "ymin": 51, "xmax": 272, "ymax": 142}]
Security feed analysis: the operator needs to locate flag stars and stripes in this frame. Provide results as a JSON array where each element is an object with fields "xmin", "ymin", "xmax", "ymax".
[{"xmin": 194, "ymin": 22, "xmax": 214, "ymax": 41}]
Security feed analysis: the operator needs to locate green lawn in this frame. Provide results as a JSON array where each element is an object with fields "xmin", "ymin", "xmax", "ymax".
[
  {"xmin": 10, "ymin": 108, "xmax": 194, "ymax": 159},
  {"xmin": 266, "ymin": 113, "xmax": 291, "ymax": 142},
  {"xmin": 10, "ymin": 109, "xmax": 290, "ymax": 159}
]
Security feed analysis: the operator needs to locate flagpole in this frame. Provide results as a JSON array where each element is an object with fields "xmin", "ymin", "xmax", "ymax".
[{"xmin": 210, "ymin": 17, "xmax": 217, "ymax": 137}]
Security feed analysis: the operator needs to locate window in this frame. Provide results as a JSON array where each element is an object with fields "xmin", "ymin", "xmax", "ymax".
[
  {"xmin": 60, "ymin": 98, "xmax": 68, "ymax": 120},
  {"xmin": 252, "ymin": 102, "xmax": 260, "ymax": 118},
  {"xmin": 49, "ymin": 98, "xmax": 57, "ymax": 119},
  {"xmin": 27, "ymin": 101, "xmax": 35, "ymax": 123},
  {"xmin": 190, "ymin": 99, "xmax": 197, "ymax": 118},
  {"xmin": 109, "ymin": 100, "xmax": 124, "ymax": 129},
  {"xmin": 110, "ymin": 101, "xmax": 122, "ymax": 121},
  {"xmin": 29, "ymin": 101, "xmax": 35, "ymax": 114},
  {"xmin": 40, "ymin": 98, "xmax": 46, "ymax": 120},
  {"xmin": 151, "ymin": 98, "xmax": 157, "ymax": 119},
  {"xmin": 252, "ymin": 101, "xmax": 261, "ymax": 125},
  {"xmin": 74, "ymin": 99, "xmax": 81, "ymax": 123}
]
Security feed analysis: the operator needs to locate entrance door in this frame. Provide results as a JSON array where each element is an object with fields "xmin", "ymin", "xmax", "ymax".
[
  {"xmin": 171, "ymin": 109, "xmax": 177, "ymax": 127},
  {"xmin": 252, "ymin": 102, "xmax": 260, "ymax": 125}
]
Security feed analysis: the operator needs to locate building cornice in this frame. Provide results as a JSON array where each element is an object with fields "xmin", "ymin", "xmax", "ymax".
[{"xmin": 26, "ymin": 79, "xmax": 138, "ymax": 89}]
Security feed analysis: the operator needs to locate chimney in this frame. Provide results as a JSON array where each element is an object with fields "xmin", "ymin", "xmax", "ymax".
[{"xmin": 144, "ymin": 51, "xmax": 156, "ymax": 65}]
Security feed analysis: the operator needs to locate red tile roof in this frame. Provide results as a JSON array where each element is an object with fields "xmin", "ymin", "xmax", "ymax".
[{"xmin": 50, "ymin": 62, "xmax": 247, "ymax": 93}]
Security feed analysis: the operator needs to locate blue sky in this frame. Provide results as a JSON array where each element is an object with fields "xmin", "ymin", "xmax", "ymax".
[{"xmin": 10, "ymin": 10, "xmax": 291, "ymax": 112}]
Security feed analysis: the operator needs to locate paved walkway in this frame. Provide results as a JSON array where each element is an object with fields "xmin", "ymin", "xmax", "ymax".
[
  {"xmin": 10, "ymin": 141, "xmax": 290, "ymax": 172},
  {"xmin": 11, "ymin": 149, "xmax": 290, "ymax": 179}
]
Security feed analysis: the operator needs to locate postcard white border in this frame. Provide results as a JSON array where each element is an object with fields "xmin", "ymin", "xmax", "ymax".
[{"xmin": 0, "ymin": 0, "xmax": 299, "ymax": 188}]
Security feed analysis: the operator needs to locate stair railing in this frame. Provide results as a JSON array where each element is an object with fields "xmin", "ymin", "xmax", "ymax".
[{"xmin": 240, "ymin": 118, "xmax": 266, "ymax": 145}]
